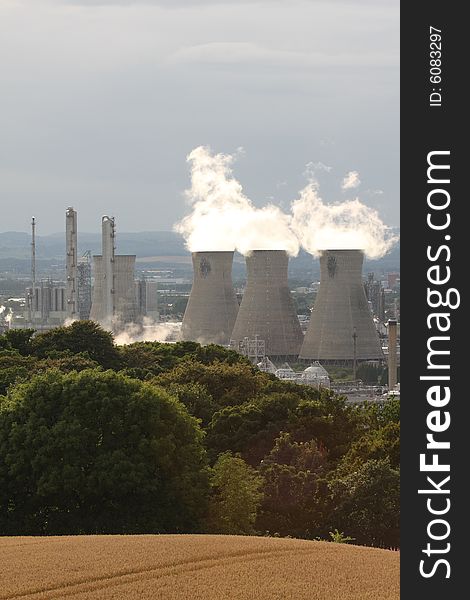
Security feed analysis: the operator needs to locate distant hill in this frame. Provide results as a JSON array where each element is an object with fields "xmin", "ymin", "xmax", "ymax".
[
  {"xmin": 0, "ymin": 230, "xmax": 399, "ymax": 276},
  {"xmin": 0, "ymin": 231, "xmax": 187, "ymax": 260}
]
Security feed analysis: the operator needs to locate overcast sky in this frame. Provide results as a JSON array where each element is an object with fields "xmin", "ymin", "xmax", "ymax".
[{"xmin": 0, "ymin": 0, "xmax": 399, "ymax": 235}]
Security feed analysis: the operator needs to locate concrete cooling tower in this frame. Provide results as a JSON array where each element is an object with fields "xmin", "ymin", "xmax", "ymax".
[
  {"xmin": 181, "ymin": 251, "xmax": 239, "ymax": 345},
  {"xmin": 299, "ymin": 250, "xmax": 383, "ymax": 363},
  {"xmin": 230, "ymin": 250, "xmax": 303, "ymax": 359}
]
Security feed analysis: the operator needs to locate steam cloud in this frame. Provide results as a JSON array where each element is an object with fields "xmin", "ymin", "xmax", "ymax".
[
  {"xmin": 341, "ymin": 170, "xmax": 361, "ymax": 190},
  {"xmin": 113, "ymin": 318, "xmax": 182, "ymax": 346},
  {"xmin": 174, "ymin": 146, "xmax": 300, "ymax": 256},
  {"xmin": 99, "ymin": 316, "xmax": 181, "ymax": 346},
  {"xmin": 290, "ymin": 179, "xmax": 398, "ymax": 259},
  {"xmin": 175, "ymin": 146, "xmax": 398, "ymax": 260}
]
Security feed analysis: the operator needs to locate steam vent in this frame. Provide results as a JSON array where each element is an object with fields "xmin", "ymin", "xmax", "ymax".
[
  {"xmin": 300, "ymin": 249, "xmax": 383, "ymax": 363},
  {"xmin": 181, "ymin": 251, "xmax": 239, "ymax": 345},
  {"xmin": 230, "ymin": 250, "xmax": 303, "ymax": 358}
]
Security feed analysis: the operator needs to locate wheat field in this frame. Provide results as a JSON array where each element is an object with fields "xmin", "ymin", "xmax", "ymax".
[{"xmin": 0, "ymin": 534, "xmax": 399, "ymax": 599}]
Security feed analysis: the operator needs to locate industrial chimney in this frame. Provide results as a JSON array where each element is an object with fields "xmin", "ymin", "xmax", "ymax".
[
  {"xmin": 90, "ymin": 216, "xmax": 136, "ymax": 325},
  {"xmin": 387, "ymin": 319, "xmax": 398, "ymax": 389},
  {"xmin": 299, "ymin": 250, "xmax": 383, "ymax": 363},
  {"xmin": 181, "ymin": 251, "xmax": 239, "ymax": 345},
  {"xmin": 230, "ymin": 250, "xmax": 303, "ymax": 359},
  {"xmin": 65, "ymin": 207, "xmax": 78, "ymax": 320}
]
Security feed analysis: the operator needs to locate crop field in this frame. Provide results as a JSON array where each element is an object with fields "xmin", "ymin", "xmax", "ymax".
[{"xmin": 0, "ymin": 535, "xmax": 399, "ymax": 600}]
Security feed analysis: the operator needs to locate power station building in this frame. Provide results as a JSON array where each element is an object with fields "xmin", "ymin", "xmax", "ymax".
[
  {"xmin": 181, "ymin": 251, "xmax": 239, "ymax": 345},
  {"xmin": 299, "ymin": 250, "xmax": 383, "ymax": 363},
  {"xmin": 230, "ymin": 250, "xmax": 303, "ymax": 359},
  {"xmin": 135, "ymin": 278, "xmax": 159, "ymax": 322},
  {"xmin": 89, "ymin": 216, "xmax": 137, "ymax": 325}
]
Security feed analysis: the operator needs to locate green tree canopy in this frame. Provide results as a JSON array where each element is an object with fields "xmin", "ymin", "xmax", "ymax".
[
  {"xmin": 257, "ymin": 433, "xmax": 327, "ymax": 538},
  {"xmin": 326, "ymin": 458, "xmax": 400, "ymax": 548},
  {"xmin": 0, "ymin": 369, "xmax": 209, "ymax": 535},
  {"xmin": 31, "ymin": 321, "xmax": 119, "ymax": 369},
  {"xmin": 1, "ymin": 328, "xmax": 35, "ymax": 355},
  {"xmin": 154, "ymin": 360, "xmax": 269, "ymax": 408},
  {"xmin": 205, "ymin": 452, "xmax": 264, "ymax": 535}
]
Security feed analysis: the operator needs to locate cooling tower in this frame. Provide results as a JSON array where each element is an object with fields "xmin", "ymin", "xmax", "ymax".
[
  {"xmin": 230, "ymin": 250, "xmax": 303, "ymax": 358},
  {"xmin": 299, "ymin": 250, "xmax": 383, "ymax": 362},
  {"xmin": 181, "ymin": 251, "xmax": 239, "ymax": 345}
]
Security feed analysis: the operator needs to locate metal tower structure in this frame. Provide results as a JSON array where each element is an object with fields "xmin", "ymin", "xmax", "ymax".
[{"xmin": 65, "ymin": 207, "xmax": 78, "ymax": 320}]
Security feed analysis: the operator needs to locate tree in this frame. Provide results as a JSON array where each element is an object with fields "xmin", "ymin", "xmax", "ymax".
[
  {"xmin": 163, "ymin": 382, "xmax": 218, "ymax": 428},
  {"xmin": 326, "ymin": 458, "xmax": 400, "ymax": 548},
  {"xmin": 205, "ymin": 452, "xmax": 264, "ymax": 535},
  {"xmin": 1, "ymin": 329, "xmax": 35, "ymax": 355},
  {"xmin": 341, "ymin": 421, "xmax": 400, "ymax": 470},
  {"xmin": 0, "ymin": 369, "xmax": 209, "ymax": 535},
  {"xmin": 154, "ymin": 360, "xmax": 269, "ymax": 408},
  {"xmin": 31, "ymin": 321, "xmax": 120, "ymax": 369},
  {"xmin": 0, "ymin": 351, "xmax": 37, "ymax": 396},
  {"xmin": 257, "ymin": 433, "xmax": 327, "ymax": 538},
  {"xmin": 206, "ymin": 392, "xmax": 300, "ymax": 465}
]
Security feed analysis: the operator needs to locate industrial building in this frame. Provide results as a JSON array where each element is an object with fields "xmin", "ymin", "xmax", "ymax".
[
  {"xmin": 181, "ymin": 251, "xmax": 239, "ymax": 345},
  {"xmin": 77, "ymin": 252, "xmax": 92, "ymax": 320},
  {"xmin": 26, "ymin": 279, "xmax": 67, "ymax": 327},
  {"xmin": 364, "ymin": 272, "xmax": 385, "ymax": 322},
  {"xmin": 24, "ymin": 217, "xmax": 68, "ymax": 329},
  {"xmin": 135, "ymin": 278, "xmax": 159, "ymax": 322},
  {"xmin": 89, "ymin": 216, "xmax": 137, "ymax": 325},
  {"xmin": 300, "ymin": 250, "xmax": 383, "ymax": 363},
  {"xmin": 230, "ymin": 250, "xmax": 303, "ymax": 359}
]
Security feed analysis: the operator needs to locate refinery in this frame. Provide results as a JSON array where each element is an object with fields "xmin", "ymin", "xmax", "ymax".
[{"xmin": 0, "ymin": 207, "xmax": 400, "ymax": 398}]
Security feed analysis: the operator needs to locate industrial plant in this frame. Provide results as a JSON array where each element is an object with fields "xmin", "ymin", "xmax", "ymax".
[
  {"xmin": 3, "ymin": 209, "xmax": 399, "ymax": 395},
  {"xmin": 21, "ymin": 209, "xmax": 158, "ymax": 331}
]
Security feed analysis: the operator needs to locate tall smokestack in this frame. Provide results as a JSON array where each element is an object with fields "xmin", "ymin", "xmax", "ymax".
[
  {"xmin": 102, "ymin": 215, "xmax": 115, "ymax": 320},
  {"xmin": 31, "ymin": 217, "xmax": 36, "ymax": 287},
  {"xmin": 90, "ymin": 216, "xmax": 136, "ymax": 326},
  {"xmin": 65, "ymin": 207, "xmax": 78, "ymax": 319},
  {"xmin": 300, "ymin": 250, "xmax": 383, "ymax": 362},
  {"xmin": 230, "ymin": 250, "xmax": 303, "ymax": 358},
  {"xmin": 387, "ymin": 319, "xmax": 398, "ymax": 389},
  {"xmin": 182, "ymin": 251, "xmax": 239, "ymax": 345}
]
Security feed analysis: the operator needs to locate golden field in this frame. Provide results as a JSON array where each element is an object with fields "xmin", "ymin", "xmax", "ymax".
[{"xmin": 0, "ymin": 534, "xmax": 399, "ymax": 599}]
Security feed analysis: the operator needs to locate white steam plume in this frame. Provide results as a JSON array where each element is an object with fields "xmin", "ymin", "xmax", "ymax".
[
  {"xmin": 341, "ymin": 170, "xmax": 361, "ymax": 190},
  {"xmin": 291, "ymin": 179, "xmax": 398, "ymax": 259},
  {"xmin": 113, "ymin": 319, "xmax": 182, "ymax": 346},
  {"xmin": 174, "ymin": 146, "xmax": 299, "ymax": 256},
  {"xmin": 97, "ymin": 316, "xmax": 181, "ymax": 346}
]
